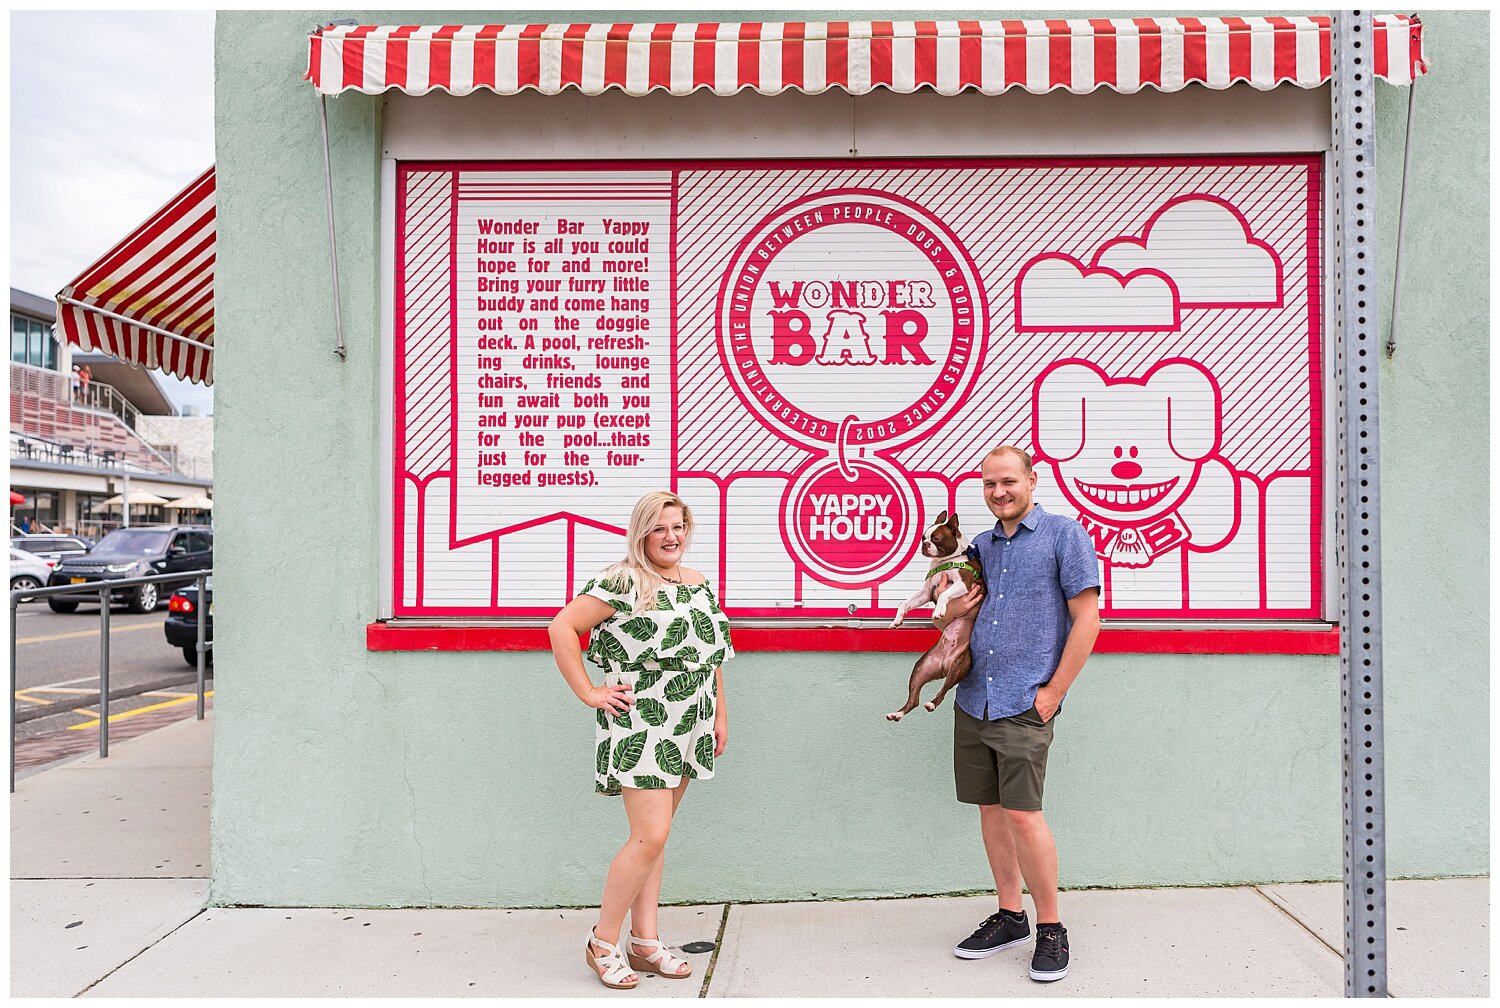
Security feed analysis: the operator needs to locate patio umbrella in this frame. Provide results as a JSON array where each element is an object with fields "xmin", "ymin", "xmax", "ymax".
[
  {"xmin": 97, "ymin": 490, "xmax": 170, "ymax": 508},
  {"xmin": 9, "ymin": 490, "xmax": 23, "ymax": 506},
  {"xmin": 166, "ymin": 493, "xmax": 214, "ymax": 510}
]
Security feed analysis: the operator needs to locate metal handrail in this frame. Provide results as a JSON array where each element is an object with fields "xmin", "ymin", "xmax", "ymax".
[{"xmin": 10, "ymin": 568, "xmax": 212, "ymax": 791}]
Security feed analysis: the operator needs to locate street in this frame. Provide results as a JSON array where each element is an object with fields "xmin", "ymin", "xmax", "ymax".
[{"xmin": 11, "ymin": 601, "xmax": 211, "ymax": 743}]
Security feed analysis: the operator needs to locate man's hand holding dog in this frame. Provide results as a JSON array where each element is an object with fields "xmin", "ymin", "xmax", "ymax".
[
  {"xmin": 932, "ymin": 583, "xmax": 984, "ymax": 631},
  {"xmin": 585, "ymin": 683, "xmax": 634, "ymax": 715}
]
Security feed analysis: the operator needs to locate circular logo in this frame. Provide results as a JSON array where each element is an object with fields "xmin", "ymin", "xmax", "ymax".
[
  {"xmin": 717, "ymin": 190, "xmax": 988, "ymax": 452},
  {"xmin": 780, "ymin": 455, "xmax": 922, "ymax": 587}
]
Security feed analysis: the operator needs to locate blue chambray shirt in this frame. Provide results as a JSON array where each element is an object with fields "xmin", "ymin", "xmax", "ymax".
[{"xmin": 957, "ymin": 504, "xmax": 1102, "ymax": 720}]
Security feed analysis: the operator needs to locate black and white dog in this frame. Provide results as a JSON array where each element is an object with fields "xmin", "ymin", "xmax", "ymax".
[{"xmin": 886, "ymin": 511, "xmax": 984, "ymax": 722}]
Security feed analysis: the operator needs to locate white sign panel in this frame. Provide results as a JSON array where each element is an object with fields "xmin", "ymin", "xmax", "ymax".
[{"xmin": 390, "ymin": 157, "xmax": 1324, "ymax": 622}]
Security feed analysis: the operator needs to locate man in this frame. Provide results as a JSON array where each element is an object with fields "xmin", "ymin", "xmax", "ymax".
[{"xmin": 934, "ymin": 445, "xmax": 1100, "ymax": 982}]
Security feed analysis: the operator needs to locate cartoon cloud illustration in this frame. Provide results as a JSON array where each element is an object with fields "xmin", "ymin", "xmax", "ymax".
[
  {"xmin": 1093, "ymin": 195, "xmax": 1284, "ymax": 307},
  {"xmin": 1014, "ymin": 253, "xmax": 1181, "ymax": 332}
]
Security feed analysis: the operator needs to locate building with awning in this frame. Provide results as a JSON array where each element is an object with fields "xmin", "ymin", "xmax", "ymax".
[
  {"xmin": 16, "ymin": 158, "xmax": 217, "ymax": 537},
  {"xmin": 55, "ymin": 166, "xmax": 216, "ymax": 386},
  {"xmin": 50, "ymin": 16, "xmax": 1427, "ymax": 395},
  {"xmin": 205, "ymin": 10, "xmax": 1484, "ymax": 959},
  {"xmin": 9, "ymin": 288, "xmax": 211, "ymax": 537}
]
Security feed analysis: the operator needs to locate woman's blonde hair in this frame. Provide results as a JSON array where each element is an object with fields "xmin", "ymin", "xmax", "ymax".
[{"xmin": 598, "ymin": 490, "xmax": 694, "ymax": 613}]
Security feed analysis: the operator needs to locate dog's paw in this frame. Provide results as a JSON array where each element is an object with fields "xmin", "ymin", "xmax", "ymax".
[
  {"xmin": 886, "ymin": 711, "xmax": 903, "ymax": 722},
  {"xmin": 923, "ymin": 701, "xmax": 937, "ymax": 712},
  {"xmin": 887, "ymin": 616, "xmax": 904, "ymax": 629}
]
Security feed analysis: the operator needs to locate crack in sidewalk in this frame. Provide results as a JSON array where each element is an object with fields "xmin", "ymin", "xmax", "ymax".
[
  {"xmin": 1253, "ymin": 885, "xmax": 1342, "ymax": 958},
  {"xmin": 697, "ymin": 902, "xmax": 731, "ymax": 997},
  {"xmin": 73, "ymin": 903, "xmax": 209, "ymax": 997}
]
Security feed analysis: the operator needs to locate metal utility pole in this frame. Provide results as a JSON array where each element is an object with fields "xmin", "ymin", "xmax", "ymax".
[{"xmin": 1330, "ymin": 10, "xmax": 1388, "ymax": 998}]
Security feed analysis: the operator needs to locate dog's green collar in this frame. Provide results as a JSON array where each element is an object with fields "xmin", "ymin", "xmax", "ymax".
[{"xmin": 929, "ymin": 559, "xmax": 978, "ymax": 578}]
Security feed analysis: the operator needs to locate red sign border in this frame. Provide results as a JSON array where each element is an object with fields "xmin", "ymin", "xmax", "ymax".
[{"xmin": 388, "ymin": 154, "xmax": 1325, "ymax": 634}]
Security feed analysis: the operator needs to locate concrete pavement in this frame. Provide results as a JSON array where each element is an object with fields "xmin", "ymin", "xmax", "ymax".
[{"xmin": 10, "ymin": 712, "xmax": 1489, "ymax": 997}]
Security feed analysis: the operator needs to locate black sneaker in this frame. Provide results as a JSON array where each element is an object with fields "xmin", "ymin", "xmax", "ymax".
[
  {"xmin": 1029, "ymin": 923, "xmax": 1069, "ymax": 981},
  {"xmin": 954, "ymin": 908, "xmax": 1030, "ymax": 959}
]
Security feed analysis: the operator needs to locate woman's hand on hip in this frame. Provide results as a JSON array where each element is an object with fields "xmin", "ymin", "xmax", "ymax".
[{"xmin": 585, "ymin": 683, "xmax": 634, "ymax": 715}]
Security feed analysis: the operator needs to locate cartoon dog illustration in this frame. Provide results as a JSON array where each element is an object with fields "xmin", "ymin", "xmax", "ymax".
[{"xmin": 1032, "ymin": 358, "xmax": 1240, "ymax": 570}]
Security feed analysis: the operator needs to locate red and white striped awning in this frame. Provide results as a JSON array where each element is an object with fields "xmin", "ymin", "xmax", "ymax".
[
  {"xmin": 56, "ymin": 167, "xmax": 215, "ymax": 386},
  {"xmin": 307, "ymin": 15, "xmax": 1426, "ymax": 98}
]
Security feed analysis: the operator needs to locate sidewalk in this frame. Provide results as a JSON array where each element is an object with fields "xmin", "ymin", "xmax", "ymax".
[
  {"xmin": 10, "ymin": 713, "xmax": 1489, "ymax": 997},
  {"xmin": 13, "ymin": 695, "xmax": 211, "ymax": 773}
]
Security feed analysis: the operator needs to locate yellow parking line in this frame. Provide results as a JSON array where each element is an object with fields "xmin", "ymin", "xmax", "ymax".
[
  {"xmin": 12, "ymin": 693, "xmax": 52, "ymax": 706},
  {"xmin": 68, "ymin": 692, "xmax": 213, "ymax": 730},
  {"xmin": 50, "ymin": 695, "xmax": 190, "ymax": 721},
  {"xmin": 17, "ymin": 622, "xmax": 164, "ymax": 645}
]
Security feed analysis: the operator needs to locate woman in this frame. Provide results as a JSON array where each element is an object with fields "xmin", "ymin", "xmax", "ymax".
[{"xmin": 549, "ymin": 490, "xmax": 732, "ymax": 991}]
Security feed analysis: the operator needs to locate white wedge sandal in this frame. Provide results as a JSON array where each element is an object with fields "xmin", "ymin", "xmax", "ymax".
[
  {"xmin": 627, "ymin": 933, "xmax": 693, "ymax": 979},
  {"xmin": 585, "ymin": 929, "xmax": 640, "ymax": 990}
]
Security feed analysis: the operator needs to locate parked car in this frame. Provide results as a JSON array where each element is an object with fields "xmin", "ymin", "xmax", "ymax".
[
  {"xmin": 9, "ymin": 547, "xmax": 54, "ymax": 598},
  {"xmin": 165, "ymin": 578, "xmax": 213, "ymax": 667},
  {"xmin": 11, "ymin": 534, "xmax": 94, "ymax": 566},
  {"xmin": 47, "ymin": 525, "xmax": 212, "ymax": 614}
]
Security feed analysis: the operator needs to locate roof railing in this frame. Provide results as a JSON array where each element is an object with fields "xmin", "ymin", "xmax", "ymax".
[{"xmin": 9, "ymin": 360, "xmax": 143, "ymax": 430}]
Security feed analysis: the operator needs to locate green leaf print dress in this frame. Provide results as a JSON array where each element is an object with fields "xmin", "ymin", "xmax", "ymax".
[{"xmin": 582, "ymin": 572, "xmax": 734, "ymax": 796}]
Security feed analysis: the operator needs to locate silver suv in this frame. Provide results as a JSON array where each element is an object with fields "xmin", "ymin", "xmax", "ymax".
[{"xmin": 11, "ymin": 534, "xmax": 93, "ymax": 566}]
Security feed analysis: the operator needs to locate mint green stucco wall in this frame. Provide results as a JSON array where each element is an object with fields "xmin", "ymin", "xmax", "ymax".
[
  {"xmin": 1370, "ymin": 10, "xmax": 1489, "ymax": 883},
  {"xmin": 211, "ymin": 10, "xmax": 1487, "ymax": 907}
]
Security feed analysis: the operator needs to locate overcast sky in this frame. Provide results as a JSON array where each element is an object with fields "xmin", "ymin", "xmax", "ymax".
[{"xmin": 10, "ymin": 10, "xmax": 216, "ymax": 414}]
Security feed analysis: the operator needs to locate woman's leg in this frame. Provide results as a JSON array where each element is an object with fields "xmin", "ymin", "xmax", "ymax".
[
  {"xmin": 628, "ymin": 778, "xmax": 690, "ymax": 968},
  {"xmin": 591, "ymin": 785, "xmax": 677, "ymax": 981}
]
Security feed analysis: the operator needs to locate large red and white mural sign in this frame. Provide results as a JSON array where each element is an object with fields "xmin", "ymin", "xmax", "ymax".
[{"xmin": 391, "ymin": 157, "xmax": 1322, "ymax": 622}]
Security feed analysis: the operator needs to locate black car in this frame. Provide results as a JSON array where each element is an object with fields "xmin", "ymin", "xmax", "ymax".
[
  {"xmin": 165, "ymin": 579, "xmax": 213, "ymax": 667},
  {"xmin": 48, "ymin": 525, "xmax": 212, "ymax": 613},
  {"xmin": 11, "ymin": 534, "xmax": 94, "ymax": 566}
]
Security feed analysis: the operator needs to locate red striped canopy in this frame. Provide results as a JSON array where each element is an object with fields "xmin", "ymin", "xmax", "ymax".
[
  {"xmin": 56, "ymin": 167, "xmax": 215, "ymax": 386},
  {"xmin": 308, "ymin": 15, "xmax": 1426, "ymax": 97}
]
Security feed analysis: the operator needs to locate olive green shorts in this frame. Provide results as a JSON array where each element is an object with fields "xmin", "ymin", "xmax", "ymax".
[{"xmin": 953, "ymin": 702, "xmax": 1056, "ymax": 810}]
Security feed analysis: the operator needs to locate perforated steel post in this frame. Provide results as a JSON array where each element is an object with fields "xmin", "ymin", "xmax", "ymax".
[{"xmin": 1330, "ymin": 11, "xmax": 1388, "ymax": 998}]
